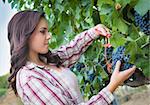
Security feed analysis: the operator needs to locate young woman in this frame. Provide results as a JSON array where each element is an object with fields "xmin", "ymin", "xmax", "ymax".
[{"xmin": 8, "ymin": 10, "xmax": 136, "ymax": 105}]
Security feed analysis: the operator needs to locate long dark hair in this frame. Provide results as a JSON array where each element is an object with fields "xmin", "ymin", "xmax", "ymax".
[{"xmin": 7, "ymin": 10, "xmax": 63, "ymax": 95}]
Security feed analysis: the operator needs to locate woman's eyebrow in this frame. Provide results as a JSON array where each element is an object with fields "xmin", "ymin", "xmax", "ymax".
[{"xmin": 40, "ymin": 27, "xmax": 47, "ymax": 30}]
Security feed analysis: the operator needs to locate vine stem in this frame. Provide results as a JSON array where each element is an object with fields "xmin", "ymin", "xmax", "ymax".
[
  {"xmin": 104, "ymin": 37, "xmax": 112, "ymax": 73},
  {"xmin": 135, "ymin": 35, "xmax": 145, "ymax": 42},
  {"xmin": 141, "ymin": 42, "xmax": 150, "ymax": 49}
]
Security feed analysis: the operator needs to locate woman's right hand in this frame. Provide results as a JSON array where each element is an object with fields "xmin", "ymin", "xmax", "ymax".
[
  {"xmin": 106, "ymin": 60, "xmax": 136, "ymax": 93},
  {"xmin": 92, "ymin": 24, "xmax": 111, "ymax": 38}
]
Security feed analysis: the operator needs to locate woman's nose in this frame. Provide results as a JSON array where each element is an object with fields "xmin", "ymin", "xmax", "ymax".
[{"xmin": 46, "ymin": 32, "xmax": 51, "ymax": 40}]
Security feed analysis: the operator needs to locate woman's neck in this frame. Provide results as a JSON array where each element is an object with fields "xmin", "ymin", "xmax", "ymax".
[
  {"xmin": 27, "ymin": 50, "xmax": 43, "ymax": 65},
  {"xmin": 27, "ymin": 50, "xmax": 58, "ymax": 68}
]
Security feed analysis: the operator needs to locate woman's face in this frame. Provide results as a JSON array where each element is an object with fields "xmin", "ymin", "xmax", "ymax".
[{"xmin": 28, "ymin": 17, "xmax": 51, "ymax": 54}]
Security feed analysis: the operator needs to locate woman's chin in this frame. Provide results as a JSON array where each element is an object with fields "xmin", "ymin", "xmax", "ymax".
[{"xmin": 40, "ymin": 49, "xmax": 49, "ymax": 54}]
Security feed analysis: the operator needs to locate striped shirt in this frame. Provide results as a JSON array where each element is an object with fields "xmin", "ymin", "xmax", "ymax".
[{"xmin": 16, "ymin": 28, "xmax": 114, "ymax": 105}]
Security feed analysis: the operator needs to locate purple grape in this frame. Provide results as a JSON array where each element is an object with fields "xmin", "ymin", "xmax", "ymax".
[
  {"xmin": 134, "ymin": 11, "xmax": 150, "ymax": 35},
  {"xmin": 112, "ymin": 46, "xmax": 133, "ymax": 71}
]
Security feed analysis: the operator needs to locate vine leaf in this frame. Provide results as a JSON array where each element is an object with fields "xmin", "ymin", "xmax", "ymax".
[{"xmin": 134, "ymin": 0, "xmax": 150, "ymax": 16}]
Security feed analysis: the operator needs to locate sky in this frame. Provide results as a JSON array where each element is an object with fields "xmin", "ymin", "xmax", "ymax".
[{"xmin": 0, "ymin": 1, "xmax": 17, "ymax": 76}]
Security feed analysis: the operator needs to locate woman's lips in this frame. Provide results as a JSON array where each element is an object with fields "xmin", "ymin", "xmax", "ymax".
[
  {"xmin": 44, "ymin": 42, "xmax": 48, "ymax": 45},
  {"xmin": 44, "ymin": 43, "xmax": 49, "ymax": 48}
]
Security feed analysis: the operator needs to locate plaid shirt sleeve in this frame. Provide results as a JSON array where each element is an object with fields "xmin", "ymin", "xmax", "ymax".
[
  {"xmin": 19, "ymin": 70, "xmax": 114, "ymax": 105},
  {"xmin": 79, "ymin": 88, "xmax": 114, "ymax": 105},
  {"xmin": 54, "ymin": 28, "xmax": 99, "ymax": 68}
]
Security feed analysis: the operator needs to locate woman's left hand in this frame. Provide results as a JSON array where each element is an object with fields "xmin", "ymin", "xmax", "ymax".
[{"xmin": 92, "ymin": 24, "xmax": 111, "ymax": 38}]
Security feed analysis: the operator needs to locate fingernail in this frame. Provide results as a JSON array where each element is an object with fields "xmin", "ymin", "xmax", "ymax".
[
  {"xmin": 133, "ymin": 65, "xmax": 136, "ymax": 69},
  {"xmin": 117, "ymin": 60, "xmax": 121, "ymax": 64}
]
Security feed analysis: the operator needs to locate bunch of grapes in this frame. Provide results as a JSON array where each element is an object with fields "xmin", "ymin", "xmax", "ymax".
[
  {"xmin": 112, "ymin": 46, "xmax": 133, "ymax": 70},
  {"xmin": 112, "ymin": 46, "xmax": 135, "ymax": 81},
  {"xmin": 106, "ymin": 46, "xmax": 114, "ymax": 60},
  {"xmin": 76, "ymin": 62, "xmax": 85, "ymax": 71},
  {"xmin": 134, "ymin": 10, "xmax": 150, "ymax": 35}
]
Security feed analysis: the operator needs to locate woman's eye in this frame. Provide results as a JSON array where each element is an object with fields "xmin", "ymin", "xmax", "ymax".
[{"xmin": 40, "ymin": 30, "xmax": 46, "ymax": 34}]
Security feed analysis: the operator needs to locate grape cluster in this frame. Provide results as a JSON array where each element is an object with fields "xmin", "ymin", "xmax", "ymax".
[
  {"xmin": 72, "ymin": 62, "xmax": 96, "ymax": 84},
  {"xmin": 112, "ymin": 46, "xmax": 135, "ymax": 81},
  {"xmin": 106, "ymin": 46, "xmax": 114, "ymax": 59},
  {"xmin": 76, "ymin": 62, "xmax": 85, "ymax": 71},
  {"xmin": 134, "ymin": 11, "xmax": 150, "ymax": 35},
  {"xmin": 112, "ymin": 46, "xmax": 133, "ymax": 71}
]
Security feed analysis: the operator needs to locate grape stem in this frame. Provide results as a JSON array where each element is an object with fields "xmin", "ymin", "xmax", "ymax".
[{"xmin": 104, "ymin": 37, "xmax": 112, "ymax": 73}]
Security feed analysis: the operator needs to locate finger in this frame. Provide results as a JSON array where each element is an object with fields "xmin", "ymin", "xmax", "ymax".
[
  {"xmin": 102, "ymin": 25, "xmax": 110, "ymax": 35},
  {"xmin": 101, "ymin": 26, "xmax": 111, "ymax": 38},
  {"xmin": 99, "ymin": 24, "xmax": 110, "ymax": 34},
  {"xmin": 127, "ymin": 66, "xmax": 136, "ymax": 74},
  {"xmin": 122, "ymin": 66, "xmax": 136, "ymax": 78},
  {"xmin": 99, "ymin": 27, "xmax": 107, "ymax": 36},
  {"xmin": 114, "ymin": 60, "xmax": 121, "ymax": 73},
  {"xmin": 95, "ymin": 24, "xmax": 110, "ymax": 37},
  {"xmin": 127, "ymin": 66, "xmax": 136, "ymax": 76},
  {"xmin": 96, "ymin": 24, "xmax": 108, "ymax": 35}
]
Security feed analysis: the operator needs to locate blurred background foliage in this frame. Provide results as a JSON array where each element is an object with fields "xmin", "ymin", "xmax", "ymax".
[{"xmin": 0, "ymin": 74, "xmax": 8, "ymax": 96}]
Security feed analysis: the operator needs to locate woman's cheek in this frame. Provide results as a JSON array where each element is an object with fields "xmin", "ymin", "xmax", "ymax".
[{"xmin": 39, "ymin": 44, "xmax": 49, "ymax": 54}]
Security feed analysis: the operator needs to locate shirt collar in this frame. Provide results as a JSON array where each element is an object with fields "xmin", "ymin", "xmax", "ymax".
[
  {"xmin": 25, "ymin": 56, "xmax": 49, "ymax": 70},
  {"xmin": 25, "ymin": 61, "xmax": 45, "ymax": 70}
]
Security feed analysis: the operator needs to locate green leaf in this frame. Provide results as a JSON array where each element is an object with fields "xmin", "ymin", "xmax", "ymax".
[
  {"xmin": 135, "ymin": 56, "xmax": 150, "ymax": 77},
  {"xmin": 8, "ymin": 0, "xmax": 12, "ymax": 3},
  {"xmin": 125, "ymin": 41, "xmax": 138, "ymax": 63},
  {"xmin": 96, "ymin": 65, "xmax": 108, "ymax": 79},
  {"xmin": 134, "ymin": 0, "xmax": 150, "ymax": 16},
  {"xmin": 55, "ymin": 2, "xmax": 64, "ymax": 13},
  {"xmin": 97, "ymin": 0, "xmax": 114, "ymax": 7},
  {"xmin": 17, "ymin": 0, "xmax": 24, "ymax": 10},
  {"xmin": 48, "ymin": 10, "xmax": 55, "ymax": 28},
  {"xmin": 110, "ymin": 32, "xmax": 127, "ymax": 47},
  {"xmin": 57, "ymin": 0, "xmax": 63, "ymax": 4},
  {"xmin": 92, "ymin": 76, "xmax": 99, "ymax": 90},
  {"xmin": 136, "ymin": 35, "xmax": 148, "ymax": 48},
  {"xmin": 75, "ymin": 6, "xmax": 81, "ymax": 20},
  {"xmin": 81, "ymin": 21, "xmax": 91, "ymax": 30},
  {"xmin": 84, "ymin": 83, "xmax": 91, "ymax": 93},
  {"xmin": 78, "ymin": 74, "xmax": 84, "ymax": 83},
  {"xmin": 11, "ymin": 1, "xmax": 16, "ymax": 9},
  {"xmin": 128, "ymin": 24, "xmax": 139, "ymax": 40},
  {"xmin": 44, "ymin": 5, "xmax": 50, "ymax": 16},
  {"xmin": 65, "ymin": 21, "xmax": 74, "ymax": 40},
  {"xmin": 113, "ymin": 17, "xmax": 128, "ymax": 34},
  {"xmin": 99, "ymin": 4, "xmax": 113, "ymax": 15},
  {"xmin": 43, "ymin": 0, "xmax": 49, "ymax": 3},
  {"xmin": 81, "ymin": 0, "xmax": 90, "ymax": 7},
  {"xmin": 100, "ymin": 14, "xmax": 112, "ymax": 27}
]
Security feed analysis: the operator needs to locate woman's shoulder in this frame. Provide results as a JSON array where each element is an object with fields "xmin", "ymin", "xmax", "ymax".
[
  {"xmin": 16, "ymin": 65, "xmax": 33, "ymax": 86},
  {"xmin": 17, "ymin": 61, "xmax": 35, "ymax": 77},
  {"xmin": 16, "ymin": 61, "xmax": 55, "ymax": 85}
]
